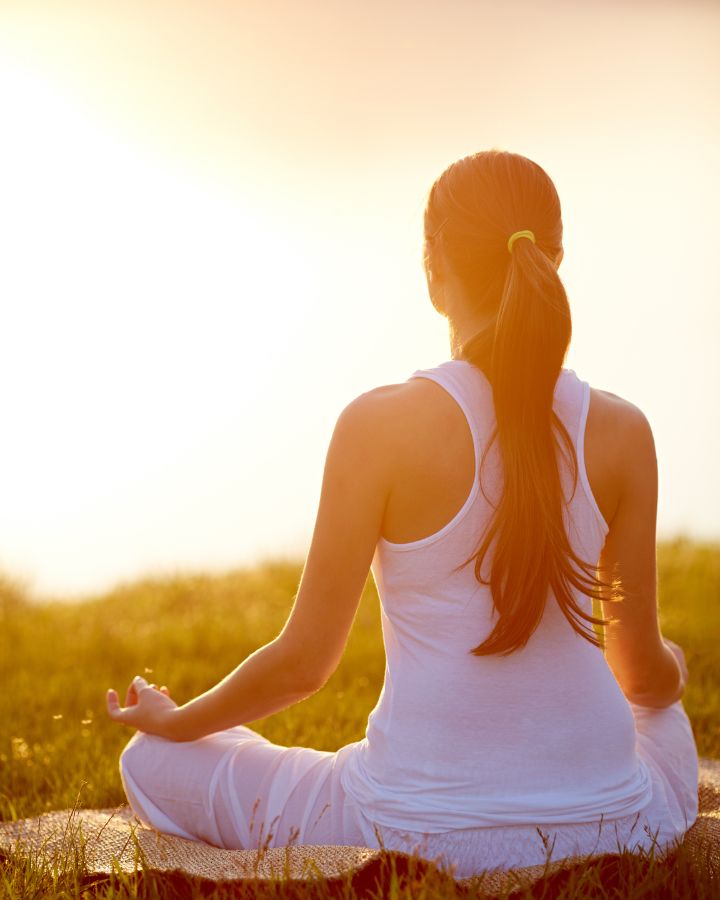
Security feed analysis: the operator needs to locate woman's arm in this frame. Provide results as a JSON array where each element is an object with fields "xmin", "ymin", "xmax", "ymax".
[
  {"xmin": 107, "ymin": 390, "xmax": 396, "ymax": 740},
  {"xmin": 107, "ymin": 640, "xmax": 320, "ymax": 741},
  {"xmin": 598, "ymin": 400, "xmax": 685, "ymax": 709}
]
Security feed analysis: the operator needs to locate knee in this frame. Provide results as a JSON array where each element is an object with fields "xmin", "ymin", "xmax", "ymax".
[
  {"xmin": 119, "ymin": 730, "xmax": 152, "ymax": 782},
  {"xmin": 118, "ymin": 731, "xmax": 160, "ymax": 821}
]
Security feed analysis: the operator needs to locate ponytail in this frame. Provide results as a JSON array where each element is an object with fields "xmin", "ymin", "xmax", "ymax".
[{"xmin": 423, "ymin": 150, "xmax": 618, "ymax": 656}]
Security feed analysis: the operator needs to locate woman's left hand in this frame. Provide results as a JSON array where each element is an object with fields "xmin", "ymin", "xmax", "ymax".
[{"xmin": 106, "ymin": 675, "xmax": 180, "ymax": 739}]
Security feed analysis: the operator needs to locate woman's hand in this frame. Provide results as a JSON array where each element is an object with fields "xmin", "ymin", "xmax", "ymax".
[
  {"xmin": 106, "ymin": 675, "xmax": 180, "ymax": 739},
  {"xmin": 663, "ymin": 637, "xmax": 689, "ymax": 687}
]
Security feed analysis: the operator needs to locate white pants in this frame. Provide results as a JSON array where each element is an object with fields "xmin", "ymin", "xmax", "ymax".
[
  {"xmin": 120, "ymin": 725, "xmax": 368, "ymax": 850},
  {"xmin": 119, "ymin": 701, "xmax": 699, "ymax": 879}
]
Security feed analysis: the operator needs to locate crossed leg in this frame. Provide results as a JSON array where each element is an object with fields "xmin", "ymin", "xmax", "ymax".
[{"xmin": 119, "ymin": 725, "xmax": 366, "ymax": 850}]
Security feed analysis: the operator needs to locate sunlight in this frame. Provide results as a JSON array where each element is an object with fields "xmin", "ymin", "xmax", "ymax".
[
  {"xmin": 0, "ymin": 61, "xmax": 320, "ymax": 591},
  {"xmin": 0, "ymin": 0, "xmax": 717, "ymax": 595}
]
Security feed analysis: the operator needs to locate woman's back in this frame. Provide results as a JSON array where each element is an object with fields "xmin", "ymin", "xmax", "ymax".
[{"xmin": 338, "ymin": 358, "xmax": 654, "ymax": 830}]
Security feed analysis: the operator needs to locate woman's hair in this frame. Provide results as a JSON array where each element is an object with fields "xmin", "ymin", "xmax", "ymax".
[{"xmin": 423, "ymin": 149, "xmax": 617, "ymax": 656}]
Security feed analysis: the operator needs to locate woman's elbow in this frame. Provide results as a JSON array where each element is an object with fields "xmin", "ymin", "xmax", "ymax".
[{"xmin": 274, "ymin": 636, "xmax": 335, "ymax": 694}]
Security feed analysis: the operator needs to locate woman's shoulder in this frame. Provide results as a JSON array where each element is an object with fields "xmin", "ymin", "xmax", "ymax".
[
  {"xmin": 588, "ymin": 384, "xmax": 656, "ymax": 446},
  {"xmin": 338, "ymin": 372, "xmax": 465, "ymax": 469},
  {"xmin": 342, "ymin": 376, "xmax": 451, "ymax": 437},
  {"xmin": 586, "ymin": 384, "xmax": 658, "ymax": 509}
]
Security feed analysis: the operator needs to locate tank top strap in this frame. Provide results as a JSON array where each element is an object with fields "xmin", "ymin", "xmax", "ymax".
[
  {"xmin": 553, "ymin": 367, "xmax": 585, "ymax": 429},
  {"xmin": 406, "ymin": 359, "xmax": 492, "ymax": 466},
  {"xmin": 550, "ymin": 368, "xmax": 610, "ymax": 537}
]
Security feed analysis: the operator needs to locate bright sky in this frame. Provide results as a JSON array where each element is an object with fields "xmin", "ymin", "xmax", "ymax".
[{"xmin": 0, "ymin": 0, "xmax": 718, "ymax": 598}]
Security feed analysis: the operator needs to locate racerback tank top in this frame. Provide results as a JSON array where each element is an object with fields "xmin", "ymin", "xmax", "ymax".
[{"xmin": 338, "ymin": 359, "xmax": 653, "ymax": 832}]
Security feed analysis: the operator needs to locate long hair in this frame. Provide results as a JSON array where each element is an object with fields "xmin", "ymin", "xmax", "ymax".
[{"xmin": 423, "ymin": 150, "xmax": 618, "ymax": 656}]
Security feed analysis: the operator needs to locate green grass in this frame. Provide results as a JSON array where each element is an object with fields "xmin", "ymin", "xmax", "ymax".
[{"xmin": 0, "ymin": 537, "xmax": 718, "ymax": 898}]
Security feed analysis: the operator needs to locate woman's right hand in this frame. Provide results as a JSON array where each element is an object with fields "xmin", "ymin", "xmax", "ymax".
[
  {"xmin": 625, "ymin": 638, "xmax": 687, "ymax": 709},
  {"xmin": 662, "ymin": 637, "xmax": 688, "ymax": 687}
]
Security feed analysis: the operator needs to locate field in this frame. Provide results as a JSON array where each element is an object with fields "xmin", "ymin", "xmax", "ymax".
[{"xmin": 0, "ymin": 537, "xmax": 718, "ymax": 898}]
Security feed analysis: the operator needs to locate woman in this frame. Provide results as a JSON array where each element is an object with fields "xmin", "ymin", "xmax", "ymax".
[{"xmin": 106, "ymin": 149, "xmax": 699, "ymax": 879}]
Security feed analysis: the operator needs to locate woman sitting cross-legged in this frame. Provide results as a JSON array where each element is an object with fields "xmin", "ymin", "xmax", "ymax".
[{"xmin": 106, "ymin": 149, "xmax": 699, "ymax": 880}]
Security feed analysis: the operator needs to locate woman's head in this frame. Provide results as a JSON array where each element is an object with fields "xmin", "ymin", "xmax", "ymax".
[
  {"xmin": 423, "ymin": 150, "xmax": 566, "ymax": 369},
  {"xmin": 423, "ymin": 150, "xmax": 613, "ymax": 656}
]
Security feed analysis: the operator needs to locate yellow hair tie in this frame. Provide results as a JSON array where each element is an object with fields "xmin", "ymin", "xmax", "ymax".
[{"xmin": 507, "ymin": 229, "xmax": 536, "ymax": 253}]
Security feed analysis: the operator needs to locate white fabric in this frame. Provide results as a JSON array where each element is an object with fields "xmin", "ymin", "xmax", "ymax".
[
  {"xmin": 119, "ymin": 359, "xmax": 699, "ymax": 877},
  {"xmin": 119, "ymin": 701, "xmax": 698, "ymax": 878},
  {"xmin": 340, "ymin": 361, "xmax": 657, "ymax": 829}
]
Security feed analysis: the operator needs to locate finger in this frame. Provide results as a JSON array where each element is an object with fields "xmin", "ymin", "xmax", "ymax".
[
  {"xmin": 124, "ymin": 681, "xmax": 139, "ymax": 707},
  {"xmin": 160, "ymin": 685, "xmax": 170, "ymax": 696},
  {"xmin": 106, "ymin": 689, "xmax": 133, "ymax": 724}
]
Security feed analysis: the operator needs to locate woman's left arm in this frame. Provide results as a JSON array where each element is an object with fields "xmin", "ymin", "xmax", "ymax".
[{"xmin": 107, "ymin": 390, "xmax": 395, "ymax": 741}]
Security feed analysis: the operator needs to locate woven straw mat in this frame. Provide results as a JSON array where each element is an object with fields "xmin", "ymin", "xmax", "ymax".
[{"xmin": 1, "ymin": 758, "xmax": 718, "ymax": 894}]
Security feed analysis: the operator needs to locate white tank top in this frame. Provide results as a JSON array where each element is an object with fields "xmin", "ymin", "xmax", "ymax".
[{"xmin": 339, "ymin": 359, "xmax": 653, "ymax": 832}]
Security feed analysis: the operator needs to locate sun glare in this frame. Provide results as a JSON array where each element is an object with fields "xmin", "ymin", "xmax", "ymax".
[{"xmin": 0, "ymin": 61, "xmax": 323, "ymax": 593}]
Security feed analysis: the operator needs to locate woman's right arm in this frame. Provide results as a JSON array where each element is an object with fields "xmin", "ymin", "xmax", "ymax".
[{"xmin": 597, "ymin": 400, "xmax": 685, "ymax": 709}]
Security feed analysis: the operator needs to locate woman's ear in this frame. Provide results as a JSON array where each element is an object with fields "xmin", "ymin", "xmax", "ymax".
[
  {"xmin": 424, "ymin": 246, "xmax": 447, "ymax": 316},
  {"xmin": 427, "ymin": 271, "xmax": 446, "ymax": 316}
]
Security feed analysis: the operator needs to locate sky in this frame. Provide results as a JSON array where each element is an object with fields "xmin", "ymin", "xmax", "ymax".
[{"xmin": 0, "ymin": 0, "xmax": 718, "ymax": 599}]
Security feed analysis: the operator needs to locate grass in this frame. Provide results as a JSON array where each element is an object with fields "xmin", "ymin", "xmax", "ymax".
[{"xmin": 0, "ymin": 536, "xmax": 718, "ymax": 898}]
